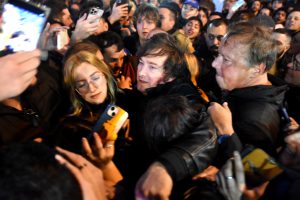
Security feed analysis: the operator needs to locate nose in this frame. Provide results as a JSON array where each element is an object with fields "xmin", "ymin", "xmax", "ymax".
[
  {"xmin": 212, "ymin": 55, "xmax": 221, "ymax": 69},
  {"xmin": 87, "ymin": 81, "xmax": 97, "ymax": 92},
  {"xmin": 117, "ymin": 58, "xmax": 123, "ymax": 68},
  {"xmin": 213, "ymin": 38, "xmax": 220, "ymax": 46},
  {"xmin": 137, "ymin": 64, "xmax": 146, "ymax": 77}
]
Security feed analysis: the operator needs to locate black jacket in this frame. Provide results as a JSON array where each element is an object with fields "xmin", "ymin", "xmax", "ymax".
[
  {"xmin": 285, "ymin": 85, "xmax": 300, "ymax": 124},
  {"xmin": 0, "ymin": 103, "xmax": 43, "ymax": 146},
  {"xmin": 224, "ymin": 77, "xmax": 287, "ymax": 157},
  {"xmin": 119, "ymin": 79, "xmax": 218, "ymax": 184}
]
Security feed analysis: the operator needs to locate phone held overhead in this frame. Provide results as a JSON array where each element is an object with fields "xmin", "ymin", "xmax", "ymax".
[{"xmin": 0, "ymin": 0, "xmax": 50, "ymax": 56}]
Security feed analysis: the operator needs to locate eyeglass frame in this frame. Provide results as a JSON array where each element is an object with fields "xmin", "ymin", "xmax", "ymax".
[{"xmin": 75, "ymin": 73, "xmax": 105, "ymax": 94}]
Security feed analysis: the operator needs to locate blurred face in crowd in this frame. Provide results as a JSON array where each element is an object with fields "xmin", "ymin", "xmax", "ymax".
[
  {"xmin": 285, "ymin": 11, "xmax": 300, "ymax": 32},
  {"xmin": 159, "ymin": 8, "xmax": 176, "ymax": 32},
  {"xmin": 137, "ymin": 53, "xmax": 168, "ymax": 93},
  {"xmin": 74, "ymin": 63, "xmax": 108, "ymax": 105},
  {"xmin": 205, "ymin": 24, "xmax": 227, "ymax": 55},
  {"xmin": 94, "ymin": 18, "xmax": 108, "ymax": 36},
  {"xmin": 212, "ymin": 40, "xmax": 256, "ymax": 91},
  {"xmin": 275, "ymin": 10, "xmax": 286, "ymax": 24},
  {"xmin": 183, "ymin": 19, "xmax": 201, "ymax": 41},
  {"xmin": 59, "ymin": 8, "xmax": 73, "ymax": 28},
  {"xmin": 272, "ymin": 0, "xmax": 283, "ymax": 11},
  {"xmin": 272, "ymin": 32, "xmax": 290, "ymax": 56},
  {"xmin": 284, "ymin": 53, "xmax": 300, "ymax": 86},
  {"xmin": 198, "ymin": 9, "xmax": 208, "ymax": 26},
  {"xmin": 251, "ymin": 1, "xmax": 261, "ymax": 13},
  {"xmin": 103, "ymin": 45, "xmax": 125, "ymax": 76},
  {"xmin": 181, "ymin": 4, "xmax": 198, "ymax": 19},
  {"xmin": 137, "ymin": 16, "xmax": 157, "ymax": 43},
  {"xmin": 259, "ymin": 8, "xmax": 271, "ymax": 16}
]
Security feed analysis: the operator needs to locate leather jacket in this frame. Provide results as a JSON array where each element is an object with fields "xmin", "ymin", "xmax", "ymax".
[{"xmin": 120, "ymin": 79, "xmax": 218, "ymax": 182}]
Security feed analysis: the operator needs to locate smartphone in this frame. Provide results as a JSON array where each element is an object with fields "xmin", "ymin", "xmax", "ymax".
[
  {"xmin": 0, "ymin": 0, "xmax": 50, "ymax": 55},
  {"xmin": 279, "ymin": 107, "xmax": 291, "ymax": 124},
  {"xmin": 89, "ymin": 104, "xmax": 128, "ymax": 142},
  {"xmin": 231, "ymin": 0, "xmax": 245, "ymax": 12},
  {"xmin": 102, "ymin": 106, "xmax": 128, "ymax": 141},
  {"xmin": 91, "ymin": 104, "xmax": 117, "ymax": 134},
  {"xmin": 56, "ymin": 29, "xmax": 69, "ymax": 50},
  {"xmin": 86, "ymin": 7, "xmax": 104, "ymax": 23}
]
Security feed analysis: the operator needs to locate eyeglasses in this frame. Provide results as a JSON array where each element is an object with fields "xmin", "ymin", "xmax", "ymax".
[
  {"xmin": 75, "ymin": 73, "xmax": 105, "ymax": 94},
  {"xmin": 207, "ymin": 33, "xmax": 224, "ymax": 41}
]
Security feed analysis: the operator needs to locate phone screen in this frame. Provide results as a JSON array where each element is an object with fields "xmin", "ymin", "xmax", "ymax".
[
  {"xmin": 231, "ymin": 0, "xmax": 245, "ymax": 12},
  {"xmin": 0, "ymin": 0, "xmax": 50, "ymax": 55}
]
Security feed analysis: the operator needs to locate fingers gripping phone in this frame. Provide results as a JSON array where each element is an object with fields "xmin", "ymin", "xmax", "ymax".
[
  {"xmin": 0, "ymin": 0, "xmax": 50, "ymax": 55},
  {"xmin": 90, "ymin": 104, "xmax": 128, "ymax": 142}
]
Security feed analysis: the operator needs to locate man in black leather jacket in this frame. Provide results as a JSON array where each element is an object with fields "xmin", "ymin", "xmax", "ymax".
[{"xmin": 118, "ymin": 33, "xmax": 217, "ymax": 199}]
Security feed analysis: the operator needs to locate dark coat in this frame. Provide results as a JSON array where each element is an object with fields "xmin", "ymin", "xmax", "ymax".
[
  {"xmin": 0, "ymin": 103, "xmax": 43, "ymax": 146},
  {"xmin": 285, "ymin": 85, "xmax": 300, "ymax": 124},
  {"xmin": 224, "ymin": 77, "xmax": 287, "ymax": 157},
  {"xmin": 118, "ymin": 79, "xmax": 218, "ymax": 185}
]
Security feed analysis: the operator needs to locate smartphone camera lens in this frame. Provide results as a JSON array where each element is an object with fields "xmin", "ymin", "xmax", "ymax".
[
  {"xmin": 111, "ymin": 106, "xmax": 115, "ymax": 111},
  {"xmin": 112, "ymin": 112, "xmax": 116, "ymax": 116}
]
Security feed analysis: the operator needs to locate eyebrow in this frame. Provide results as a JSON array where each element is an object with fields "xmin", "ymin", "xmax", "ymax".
[
  {"xmin": 148, "ymin": 61, "xmax": 160, "ymax": 66},
  {"xmin": 75, "ymin": 71, "xmax": 101, "ymax": 82}
]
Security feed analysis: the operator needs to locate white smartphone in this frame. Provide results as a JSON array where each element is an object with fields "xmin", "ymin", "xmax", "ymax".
[
  {"xmin": 56, "ymin": 29, "xmax": 69, "ymax": 50},
  {"xmin": 86, "ymin": 7, "xmax": 104, "ymax": 23}
]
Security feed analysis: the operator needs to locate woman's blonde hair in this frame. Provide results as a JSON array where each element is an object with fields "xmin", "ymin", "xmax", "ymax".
[
  {"xmin": 64, "ymin": 51, "xmax": 117, "ymax": 116},
  {"xmin": 184, "ymin": 53, "xmax": 201, "ymax": 86}
]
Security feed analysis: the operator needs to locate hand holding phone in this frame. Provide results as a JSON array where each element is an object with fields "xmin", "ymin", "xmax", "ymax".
[
  {"xmin": 0, "ymin": 0, "xmax": 50, "ymax": 55},
  {"xmin": 90, "ymin": 105, "xmax": 128, "ymax": 142},
  {"xmin": 102, "ymin": 106, "xmax": 128, "ymax": 141}
]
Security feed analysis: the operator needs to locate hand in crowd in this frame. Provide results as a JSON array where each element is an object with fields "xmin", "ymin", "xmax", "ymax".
[
  {"xmin": 82, "ymin": 132, "xmax": 115, "ymax": 169},
  {"xmin": 135, "ymin": 162, "xmax": 173, "ymax": 200},
  {"xmin": 279, "ymin": 131, "xmax": 300, "ymax": 170},
  {"xmin": 0, "ymin": 50, "xmax": 41, "ymax": 101},
  {"xmin": 38, "ymin": 23, "xmax": 69, "ymax": 50},
  {"xmin": 208, "ymin": 102, "xmax": 234, "ymax": 135},
  {"xmin": 117, "ymin": 75, "xmax": 132, "ymax": 90},
  {"xmin": 82, "ymin": 132, "xmax": 122, "ymax": 198},
  {"xmin": 284, "ymin": 117, "xmax": 300, "ymax": 134},
  {"xmin": 71, "ymin": 14, "xmax": 99, "ymax": 43},
  {"xmin": 216, "ymin": 151, "xmax": 245, "ymax": 200},
  {"xmin": 55, "ymin": 147, "xmax": 107, "ymax": 200},
  {"xmin": 192, "ymin": 165, "xmax": 219, "ymax": 181},
  {"xmin": 108, "ymin": 3, "xmax": 128, "ymax": 24}
]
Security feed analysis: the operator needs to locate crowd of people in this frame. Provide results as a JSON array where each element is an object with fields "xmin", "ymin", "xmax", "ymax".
[{"xmin": 0, "ymin": 0, "xmax": 300, "ymax": 199}]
